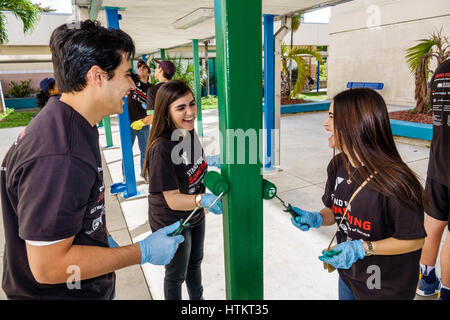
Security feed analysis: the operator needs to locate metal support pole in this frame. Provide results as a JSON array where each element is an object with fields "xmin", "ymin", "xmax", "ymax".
[
  {"xmin": 192, "ymin": 39, "xmax": 203, "ymax": 136},
  {"xmin": 103, "ymin": 116, "xmax": 114, "ymax": 147},
  {"xmin": 160, "ymin": 48, "xmax": 166, "ymax": 60},
  {"xmin": 263, "ymin": 14, "xmax": 275, "ymax": 171},
  {"xmin": 104, "ymin": 6, "xmax": 139, "ymax": 199},
  {"xmin": 214, "ymin": 0, "xmax": 263, "ymax": 300},
  {"xmin": 274, "ymin": 16, "xmax": 290, "ymax": 168}
]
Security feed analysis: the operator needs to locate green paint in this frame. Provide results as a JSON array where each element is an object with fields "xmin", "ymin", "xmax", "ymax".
[
  {"xmin": 103, "ymin": 115, "xmax": 113, "ymax": 147},
  {"xmin": 192, "ymin": 39, "xmax": 203, "ymax": 136},
  {"xmin": 160, "ymin": 48, "xmax": 166, "ymax": 60},
  {"xmin": 214, "ymin": 0, "xmax": 263, "ymax": 299}
]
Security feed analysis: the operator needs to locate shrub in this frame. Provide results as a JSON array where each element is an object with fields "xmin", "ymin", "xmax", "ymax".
[{"xmin": 6, "ymin": 79, "xmax": 35, "ymax": 98}]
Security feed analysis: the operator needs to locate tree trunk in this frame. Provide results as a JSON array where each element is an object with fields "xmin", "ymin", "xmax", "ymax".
[
  {"xmin": 414, "ymin": 54, "xmax": 432, "ymax": 113},
  {"xmin": 204, "ymin": 40, "xmax": 210, "ymax": 96},
  {"xmin": 288, "ymin": 30, "xmax": 294, "ymax": 94}
]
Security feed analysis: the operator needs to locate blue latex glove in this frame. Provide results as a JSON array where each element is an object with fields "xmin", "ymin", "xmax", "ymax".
[
  {"xmin": 201, "ymin": 193, "xmax": 222, "ymax": 214},
  {"xmin": 318, "ymin": 240, "xmax": 366, "ymax": 270},
  {"xmin": 290, "ymin": 206, "xmax": 323, "ymax": 231},
  {"xmin": 206, "ymin": 155, "xmax": 221, "ymax": 169},
  {"xmin": 138, "ymin": 221, "xmax": 185, "ymax": 265},
  {"xmin": 107, "ymin": 235, "xmax": 119, "ymax": 248}
]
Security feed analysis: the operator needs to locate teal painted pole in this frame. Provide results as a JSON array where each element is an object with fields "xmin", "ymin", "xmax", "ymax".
[
  {"xmin": 160, "ymin": 48, "xmax": 166, "ymax": 60},
  {"xmin": 192, "ymin": 39, "xmax": 203, "ymax": 136},
  {"xmin": 103, "ymin": 116, "xmax": 113, "ymax": 147},
  {"xmin": 214, "ymin": 0, "xmax": 263, "ymax": 299}
]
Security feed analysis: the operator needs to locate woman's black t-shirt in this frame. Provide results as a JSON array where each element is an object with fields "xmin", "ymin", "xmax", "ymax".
[
  {"xmin": 147, "ymin": 130, "xmax": 207, "ymax": 231},
  {"xmin": 322, "ymin": 155, "xmax": 426, "ymax": 300}
]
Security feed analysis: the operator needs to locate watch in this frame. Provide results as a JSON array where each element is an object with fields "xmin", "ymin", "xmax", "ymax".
[
  {"xmin": 195, "ymin": 194, "xmax": 203, "ymax": 207},
  {"xmin": 365, "ymin": 241, "xmax": 374, "ymax": 256}
]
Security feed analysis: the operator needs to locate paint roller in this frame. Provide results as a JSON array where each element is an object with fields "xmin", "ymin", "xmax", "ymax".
[
  {"xmin": 262, "ymin": 178, "xmax": 309, "ymax": 227},
  {"xmin": 170, "ymin": 171, "xmax": 230, "ymax": 236}
]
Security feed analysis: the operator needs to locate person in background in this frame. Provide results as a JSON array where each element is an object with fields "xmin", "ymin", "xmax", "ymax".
[
  {"xmin": 417, "ymin": 58, "xmax": 450, "ymax": 300},
  {"xmin": 36, "ymin": 77, "xmax": 60, "ymax": 108},
  {"xmin": 145, "ymin": 59, "xmax": 176, "ymax": 115},
  {"xmin": 126, "ymin": 60, "xmax": 152, "ymax": 177},
  {"xmin": 290, "ymin": 88, "xmax": 428, "ymax": 300}
]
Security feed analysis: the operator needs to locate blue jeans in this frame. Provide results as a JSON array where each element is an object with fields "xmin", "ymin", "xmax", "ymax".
[
  {"xmin": 129, "ymin": 125, "xmax": 149, "ymax": 175},
  {"xmin": 339, "ymin": 276, "xmax": 356, "ymax": 300}
]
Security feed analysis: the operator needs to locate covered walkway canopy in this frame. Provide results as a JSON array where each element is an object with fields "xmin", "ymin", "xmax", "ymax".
[
  {"xmin": 77, "ymin": 0, "xmax": 347, "ymax": 55},
  {"xmin": 73, "ymin": 0, "xmax": 348, "ymax": 300}
]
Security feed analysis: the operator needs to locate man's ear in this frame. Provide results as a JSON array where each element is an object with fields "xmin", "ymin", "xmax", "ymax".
[{"xmin": 86, "ymin": 65, "xmax": 105, "ymax": 87}]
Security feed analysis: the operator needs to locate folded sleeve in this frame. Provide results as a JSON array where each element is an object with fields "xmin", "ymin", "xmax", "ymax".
[
  {"xmin": 322, "ymin": 159, "xmax": 336, "ymax": 209},
  {"xmin": 384, "ymin": 197, "xmax": 427, "ymax": 240}
]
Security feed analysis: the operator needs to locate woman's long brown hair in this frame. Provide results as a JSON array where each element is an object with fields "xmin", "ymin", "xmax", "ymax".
[
  {"xmin": 142, "ymin": 80, "xmax": 195, "ymax": 181},
  {"xmin": 333, "ymin": 88, "xmax": 429, "ymax": 210}
]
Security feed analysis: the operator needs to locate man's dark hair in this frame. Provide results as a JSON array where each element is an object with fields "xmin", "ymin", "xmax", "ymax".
[
  {"xmin": 163, "ymin": 71, "xmax": 173, "ymax": 80},
  {"xmin": 49, "ymin": 20, "xmax": 135, "ymax": 93}
]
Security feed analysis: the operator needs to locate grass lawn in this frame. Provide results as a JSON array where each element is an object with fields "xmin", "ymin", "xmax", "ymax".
[
  {"xmin": 294, "ymin": 91, "xmax": 328, "ymax": 101},
  {"xmin": 0, "ymin": 109, "xmax": 39, "ymax": 128},
  {"xmin": 201, "ymin": 95, "xmax": 218, "ymax": 110}
]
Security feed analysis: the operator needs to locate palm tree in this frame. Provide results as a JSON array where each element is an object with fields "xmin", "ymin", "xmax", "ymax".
[
  {"xmin": 281, "ymin": 42, "xmax": 323, "ymax": 99},
  {"xmin": 405, "ymin": 28, "xmax": 450, "ymax": 113},
  {"xmin": 0, "ymin": 0, "xmax": 41, "ymax": 44}
]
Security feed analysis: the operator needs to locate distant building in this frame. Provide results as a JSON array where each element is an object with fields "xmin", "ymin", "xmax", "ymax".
[
  {"xmin": 0, "ymin": 11, "xmax": 71, "ymax": 94},
  {"xmin": 327, "ymin": 0, "xmax": 450, "ymax": 106}
]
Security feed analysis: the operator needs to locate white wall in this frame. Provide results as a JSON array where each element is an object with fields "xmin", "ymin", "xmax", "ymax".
[
  {"xmin": 2, "ymin": 11, "xmax": 72, "ymax": 46},
  {"xmin": 273, "ymin": 21, "xmax": 329, "ymax": 46},
  {"xmin": 283, "ymin": 22, "xmax": 329, "ymax": 46},
  {"xmin": 327, "ymin": 0, "xmax": 450, "ymax": 106}
]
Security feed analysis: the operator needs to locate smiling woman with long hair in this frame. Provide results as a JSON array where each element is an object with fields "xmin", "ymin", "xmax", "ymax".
[
  {"xmin": 143, "ymin": 80, "xmax": 222, "ymax": 300},
  {"xmin": 289, "ymin": 88, "xmax": 428, "ymax": 300}
]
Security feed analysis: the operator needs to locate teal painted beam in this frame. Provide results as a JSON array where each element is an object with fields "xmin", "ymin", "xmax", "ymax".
[
  {"xmin": 280, "ymin": 100, "xmax": 331, "ymax": 114},
  {"xmin": 192, "ymin": 39, "xmax": 203, "ymax": 136},
  {"xmin": 214, "ymin": 0, "xmax": 263, "ymax": 300},
  {"xmin": 390, "ymin": 119, "xmax": 432, "ymax": 141}
]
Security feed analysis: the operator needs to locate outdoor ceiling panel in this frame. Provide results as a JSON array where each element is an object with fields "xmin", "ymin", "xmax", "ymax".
[{"xmin": 97, "ymin": 0, "xmax": 346, "ymax": 55}]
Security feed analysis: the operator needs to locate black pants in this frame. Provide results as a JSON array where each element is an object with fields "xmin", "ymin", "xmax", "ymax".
[{"xmin": 164, "ymin": 219, "xmax": 205, "ymax": 300}]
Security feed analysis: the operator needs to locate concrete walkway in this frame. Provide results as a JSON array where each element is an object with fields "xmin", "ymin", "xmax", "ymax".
[{"xmin": 0, "ymin": 105, "xmax": 445, "ymax": 300}]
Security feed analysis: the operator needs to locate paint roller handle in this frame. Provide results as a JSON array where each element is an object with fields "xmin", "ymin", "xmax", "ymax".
[
  {"xmin": 290, "ymin": 206, "xmax": 323, "ymax": 232},
  {"xmin": 201, "ymin": 193, "xmax": 223, "ymax": 214},
  {"xmin": 169, "ymin": 218, "xmax": 191, "ymax": 236}
]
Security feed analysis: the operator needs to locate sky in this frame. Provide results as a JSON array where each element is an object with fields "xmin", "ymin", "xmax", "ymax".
[
  {"xmin": 31, "ymin": 0, "xmax": 73, "ymax": 13},
  {"xmin": 303, "ymin": 7, "xmax": 331, "ymax": 23}
]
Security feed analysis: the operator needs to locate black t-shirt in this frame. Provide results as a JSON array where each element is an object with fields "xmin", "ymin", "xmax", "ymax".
[
  {"xmin": 127, "ymin": 73, "xmax": 152, "ymax": 122},
  {"xmin": 147, "ymin": 130, "xmax": 207, "ymax": 231},
  {"xmin": 0, "ymin": 98, "xmax": 115, "ymax": 299},
  {"xmin": 322, "ymin": 155, "xmax": 426, "ymax": 300},
  {"xmin": 427, "ymin": 59, "xmax": 450, "ymax": 188},
  {"xmin": 146, "ymin": 82, "xmax": 165, "ymax": 111}
]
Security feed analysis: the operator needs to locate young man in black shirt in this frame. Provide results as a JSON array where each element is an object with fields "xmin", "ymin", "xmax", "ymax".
[
  {"xmin": 145, "ymin": 59, "xmax": 176, "ymax": 115},
  {"xmin": 126, "ymin": 61, "xmax": 152, "ymax": 177},
  {"xmin": 417, "ymin": 59, "xmax": 450, "ymax": 300},
  {"xmin": 0, "ymin": 20, "xmax": 183, "ymax": 300}
]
